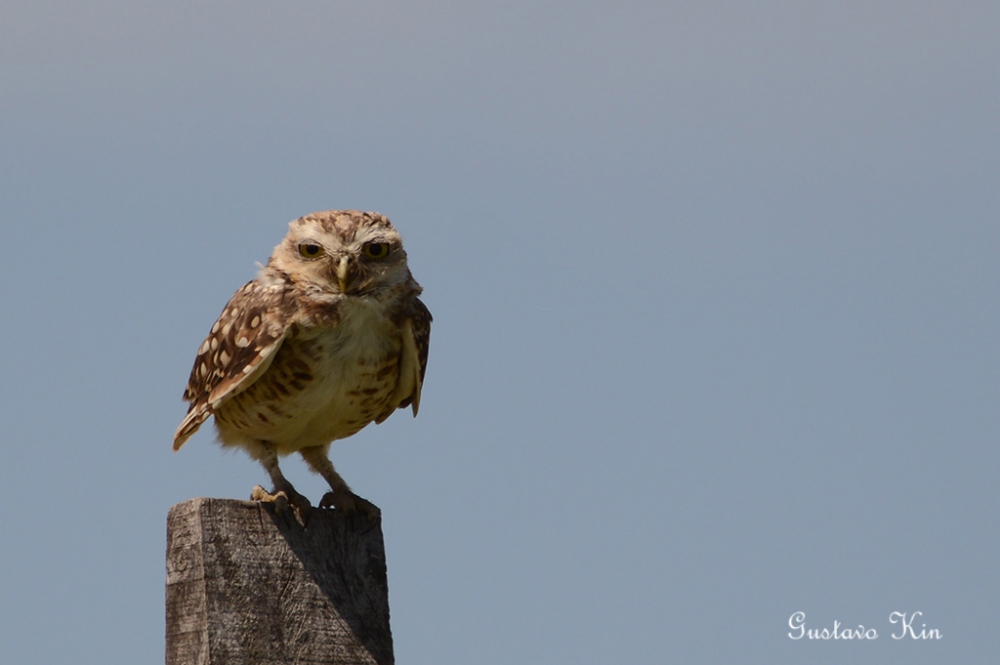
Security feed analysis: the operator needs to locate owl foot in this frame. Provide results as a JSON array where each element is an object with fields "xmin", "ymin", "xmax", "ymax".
[
  {"xmin": 251, "ymin": 484, "xmax": 312, "ymax": 526},
  {"xmin": 320, "ymin": 490, "xmax": 381, "ymax": 531}
]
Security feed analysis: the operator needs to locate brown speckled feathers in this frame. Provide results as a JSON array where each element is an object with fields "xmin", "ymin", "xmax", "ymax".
[{"xmin": 173, "ymin": 210, "xmax": 431, "ymax": 453}]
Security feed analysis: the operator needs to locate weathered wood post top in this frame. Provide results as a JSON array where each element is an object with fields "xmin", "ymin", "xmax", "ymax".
[{"xmin": 166, "ymin": 498, "xmax": 393, "ymax": 665}]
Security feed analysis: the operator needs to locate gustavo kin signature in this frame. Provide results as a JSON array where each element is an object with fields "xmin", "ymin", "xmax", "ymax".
[{"xmin": 787, "ymin": 611, "xmax": 942, "ymax": 640}]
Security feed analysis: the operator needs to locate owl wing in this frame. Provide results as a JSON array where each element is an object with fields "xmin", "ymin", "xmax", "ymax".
[
  {"xmin": 410, "ymin": 296, "xmax": 432, "ymax": 391},
  {"xmin": 173, "ymin": 280, "xmax": 297, "ymax": 450},
  {"xmin": 385, "ymin": 295, "xmax": 432, "ymax": 419}
]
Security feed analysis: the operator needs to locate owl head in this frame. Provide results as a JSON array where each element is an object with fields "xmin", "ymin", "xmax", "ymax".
[{"xmin": 267, "ymin": 210, "xmax": 415, "ymax": 297}]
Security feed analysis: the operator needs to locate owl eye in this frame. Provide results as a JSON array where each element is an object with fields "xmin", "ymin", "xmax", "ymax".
[
  {"xmin": 298, "ymin": 242, "xmax": 325, "ymax": 259},
  {"xmin": 362, "ymin": 242, "xmax": 391, "ymax": 259}
]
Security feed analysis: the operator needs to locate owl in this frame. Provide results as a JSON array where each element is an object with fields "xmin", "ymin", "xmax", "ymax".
[{"xmin": 173, "ymin": 210, "xmax": 431, "ymax": 524}]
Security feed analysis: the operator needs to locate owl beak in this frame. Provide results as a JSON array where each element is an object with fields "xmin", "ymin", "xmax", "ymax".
[{"xmin": 336, "ymin": 256, "xmax": 350, "ymax": 292}]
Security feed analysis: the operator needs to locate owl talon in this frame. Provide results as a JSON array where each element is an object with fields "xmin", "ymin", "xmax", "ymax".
[
  {"xmin": 320, "ymin": 491, "xmax": 380, "ymax": 531},
  {"xmin": 251, "ymin": 484, "xmax": 311, "ymax": 525}
]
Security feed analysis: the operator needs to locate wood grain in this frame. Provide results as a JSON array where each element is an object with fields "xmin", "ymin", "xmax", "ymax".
[{"xmin": 166, "ymin": 498, "xmax": 393, "ymax": 665}]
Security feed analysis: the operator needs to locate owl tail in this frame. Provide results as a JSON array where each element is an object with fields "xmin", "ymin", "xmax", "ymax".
[{"xmin": 173, "ymin": 406, "xmax": 211, "ymax": 451}]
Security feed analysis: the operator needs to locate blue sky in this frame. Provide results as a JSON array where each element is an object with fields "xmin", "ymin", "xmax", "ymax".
[{"xmin": 2, "ymin": 2, "xmax": 998, "ymax": 663}]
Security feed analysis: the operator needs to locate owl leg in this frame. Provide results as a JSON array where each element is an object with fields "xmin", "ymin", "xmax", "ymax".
[
  {"xmin": 244, "ymin": 441, "xmax": 312, "ymax": 519},
  {"xmin": 299, "ymin": 446, "xmax": 380, "ymax": 528}
]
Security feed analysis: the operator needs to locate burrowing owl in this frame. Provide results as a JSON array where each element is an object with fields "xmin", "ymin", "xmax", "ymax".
[{"xmin": 173, "ymin": 210, "xmax": 431, "ymax": 523}]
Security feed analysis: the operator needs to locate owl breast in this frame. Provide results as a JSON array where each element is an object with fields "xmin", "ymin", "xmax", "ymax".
[{"xmin": 214, "ymin": 299, "xmax": 404, "ymax": 454}]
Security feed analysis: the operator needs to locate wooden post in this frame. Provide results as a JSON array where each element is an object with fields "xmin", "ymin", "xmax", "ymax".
[{"xmin": 166, "ymin": 498, "xmax": 394, "ymax": 665}]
